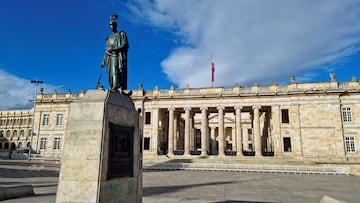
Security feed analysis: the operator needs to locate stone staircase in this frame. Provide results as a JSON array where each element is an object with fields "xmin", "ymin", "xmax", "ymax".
[{"xmin": 143, "ymin": 155, "xmax": 354, "ymax": 175}]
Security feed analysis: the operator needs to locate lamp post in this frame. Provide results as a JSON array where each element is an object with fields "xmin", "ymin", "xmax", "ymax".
[{"xmin": 28, "ymin": 80, "xmax": 43, "ymax": 161}]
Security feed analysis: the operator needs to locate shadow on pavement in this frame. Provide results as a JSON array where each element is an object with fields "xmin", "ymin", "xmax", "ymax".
[
  {"xmin": 0, "ymin": 168, "xmax": 59, "ymax": 179},
  {"xmin": 212, "ymin": 201, "xmax": 276, "ymax": 203}
]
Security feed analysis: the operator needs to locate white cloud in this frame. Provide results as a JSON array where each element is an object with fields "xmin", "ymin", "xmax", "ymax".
[
  {"xmin": 126, "ymin": 0, "xmax": 360, "ymax": 87},
  {"xmin": 0, "ymin": 70, "xmax": 33, "ymax": 109},
  {"xmin": 0, "ymin": 69, "xmax": 57, "ymax": 110}
]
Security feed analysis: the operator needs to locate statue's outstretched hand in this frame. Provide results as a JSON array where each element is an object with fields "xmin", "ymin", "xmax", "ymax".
[{"xmin": 101, "ymin": 62, "xmax": 105, "ymax": 68}]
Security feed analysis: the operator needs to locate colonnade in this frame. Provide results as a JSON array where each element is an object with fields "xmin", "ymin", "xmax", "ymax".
[{"xmin": 165, "ymin": 105, "xmax": 266, "ymax": 157}]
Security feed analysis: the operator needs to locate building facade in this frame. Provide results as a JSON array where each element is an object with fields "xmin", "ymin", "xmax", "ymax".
[
  {"xmin": 0, "ymin": 76, "xmax": 359, "ymax": 162},
  {"xmin": 0, "ymin": 110, "xmax": 33, "ymax": 152},
  {"xmin": 0, "ymin": 90, "xmax": 84, "ymax": 158}
]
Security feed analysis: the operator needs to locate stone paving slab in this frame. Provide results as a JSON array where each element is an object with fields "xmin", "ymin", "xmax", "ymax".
[
  {"xmin": 0, "ymin": 160, "xmax": 359, "ymax": 202},
  {"xmin": 142, "ymin": 170, "xmax": 359, "ymax": 203}
]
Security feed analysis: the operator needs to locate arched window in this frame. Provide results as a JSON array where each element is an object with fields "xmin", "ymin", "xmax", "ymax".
[
  {"xmin": 0, "ymin": 142, "xmax": 2, "ymax": 149},
  {"xmin": 20, "ymin": 130, "xmax": 25, "ymax": 137},
  {"xmin": 6, "ymin": 130, "xmax": 11, "ymax": 137},
  {"xmin": 27, "ymin": 142, "xmax": 31, "ymax": 147},
  {"xmin": 4, "ymin": 142, "xmax": 9, "ymax": 149},
  {"xmin": 18, "ymin": 142, "xmax": 23, "ymax": 149},
  {"xmin": 28, "ymin": 129, "xmax": 32, "ymax": 137},
  {"xmin": 11, "ymin": 143, "xmax": 16, "ymax": 150},
  {"xmin": 13, "ymin": 130, "xmax": 18, "ymax": 137},
  {"xmin": 0, "ymin": 130, "xmax": 3, "ymax": 137}
]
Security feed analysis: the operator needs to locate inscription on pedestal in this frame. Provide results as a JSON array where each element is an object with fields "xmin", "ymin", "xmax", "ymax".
[{"xmin": 108, "ymin": 123, "xmax": 134, "ymax": 179}]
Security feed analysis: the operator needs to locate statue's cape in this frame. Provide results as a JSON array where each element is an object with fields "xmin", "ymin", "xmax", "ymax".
[{"xmin": 119, "ymin": 30, "xmax": 129, "ymax": 49}]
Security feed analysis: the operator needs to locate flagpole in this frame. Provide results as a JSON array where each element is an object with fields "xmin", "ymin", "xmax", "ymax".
[{"xmin": 211, "ymin": 55, "xmax": 215, "ymax": 87}]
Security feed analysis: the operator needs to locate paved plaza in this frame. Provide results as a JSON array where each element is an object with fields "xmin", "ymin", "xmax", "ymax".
[{"xmin": 0, "ymin": 160, "xmax": 359, "ymax": 203}]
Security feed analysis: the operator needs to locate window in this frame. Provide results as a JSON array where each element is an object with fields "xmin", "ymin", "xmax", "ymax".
[
  {"xmin": 195, "ymin": 130, "xmax": 201, "ymax": 149},
  {"xmin": 0, "ymin": 130, "xmax": 3, "ymax": 137},
  {"xmin": 281, "ymin": 109, "xmax": 289, "ymax": 123},
  {"xmin": 28, "ymin": 129, "xmax": 32, "ymax": 137},
  {"xmin": 40, "ymin": 138, "xmax": 47, "ymax": 150},
  {"xmin": 11, "ymin": 143, "xmax": 16, "ymax": 150},
  {"xmin": 342, "ymin": 107, "xmax": 352, "ymax": 122},
  {"xmin": 13, "ymin": 130, "xmax": 17, "ymax": 137},
  {"xmin": 6, "ymin": 130, "xmax": 10, "ymax": 137},
  {"xmin": 144, "ymin": 137, "xmax": 150, "ymax": 150},
  {"xmin": 283, "ymin": 137, "xmax": 292, "ymax": 152},
  {"xmin": 345, "ymin": 137, "xmax": 356, "ymax": 152},
  {"xmin": 42, "ymin": 114, "xmax": 49, "ymax": 126},
  {"xmin": 53, "ymin": 138, "xmax": 61, "ymax": 150},
  {"xmin": 20, "ymin": 130, "xmax": 24, "ymax": 137},
  {"xmin": 145, "ymin": 112, "xmax": 151, "ymax": 124},
  {"xmin": 4, "ymin": 142, "xmax": 9, "ymax": 149},
  {"xmin": 56, "ymin": 114, "xmax": 63, "ymax": 126}
]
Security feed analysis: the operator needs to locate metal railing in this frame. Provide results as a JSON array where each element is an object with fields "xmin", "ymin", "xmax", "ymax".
[{"xmin": 143, "ymin": 162, "xmax": 349, "ymax": 175}]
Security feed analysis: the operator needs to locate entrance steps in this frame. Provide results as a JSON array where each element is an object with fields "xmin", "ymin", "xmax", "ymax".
[{"xmin": 143, "ymin": 155, "xmax": 350, "ymax": 175}]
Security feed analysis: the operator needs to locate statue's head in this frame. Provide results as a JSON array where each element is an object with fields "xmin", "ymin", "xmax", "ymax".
[{"xmin": 109, "ymin": 14, "xmax": 118, "ymax": 31}]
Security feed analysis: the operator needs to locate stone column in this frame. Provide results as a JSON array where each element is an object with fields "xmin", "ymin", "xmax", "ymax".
[
  {"xmin": 271, "ymin": 105, "xmax": 281, "ymax": 156},
  {"xmin": 173, "ymin": 112, "xmax": 178, "ymax": 151},
  {"xmin": 253, "ymin": 105, "xmax": 262, "ymax": 156},
  {"xmin": 231, "ymin": 127, "xmax": 236, "ymax": 150},
  {"xmin": 206, "ymin": 126, "xmax": 210, "ymax": 154},
  {"xmin": 235, "ymin": 105, "xmax": 243, "ymax": 156},
  {"xmin": 184, "ymin": 107, "xmax": 191, "ymax": 155},
  {"xmin": 242, "ymin": 127, "xmax": 248, "ymax": 151},
  {"xmin": 151, "ymin": 108, "xmax": 159, "ymax": 154},
  {"xmin": 211, "ymin": 127, "xmax": 216, "ymax": 154},
  {"xmin": 190, "ymin": 114, "xmax": 194, "ymax": 151},
  {"xmin": 217, "ymin": 106, "xmax": 225, "ymax": 156},
  {"xmin": 167, "ymin": 107, "xmax": 175, "ymax": 156},
  {"xmin": 200, "ymin": 106, "xmax": 208, "ymax": 156}
]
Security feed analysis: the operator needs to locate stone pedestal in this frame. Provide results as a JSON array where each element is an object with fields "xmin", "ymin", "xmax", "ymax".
[{"xmin": 56, "ymin": 90, "xmax": 142, "ymax": 203}]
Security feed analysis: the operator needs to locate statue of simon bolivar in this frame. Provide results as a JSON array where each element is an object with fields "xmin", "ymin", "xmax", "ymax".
[{"xmin": 101, "ymin": 14, "xmax": 129, "ymax": 91}]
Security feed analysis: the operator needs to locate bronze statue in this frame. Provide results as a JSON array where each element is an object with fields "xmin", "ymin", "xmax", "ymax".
[{"xmin": 101, "ymin": 14, "xmax": 129, "ymax": 91}]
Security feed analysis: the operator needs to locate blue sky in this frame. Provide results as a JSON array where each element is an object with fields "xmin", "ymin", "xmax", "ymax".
[{"xmin": 1, "ymin": 0, "xmax": 360, "ymax": 109}]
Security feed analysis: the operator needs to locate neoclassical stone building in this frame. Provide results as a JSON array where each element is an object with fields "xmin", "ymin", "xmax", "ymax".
[
  {"xmin": 0, "ymin": 110, "xmax": 33, "ymax": 152},
  {"xmin": 0, "ymin": 76, "xmax": 359, "ymax": 162},
  {"xmin": 0, "ymin": 90, "xmax": 84, "ymax": 158}
]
